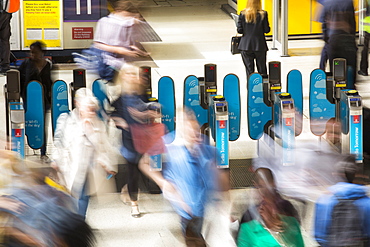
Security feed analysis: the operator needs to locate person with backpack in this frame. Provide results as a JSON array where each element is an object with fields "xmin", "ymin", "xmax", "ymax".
[
  {"xmin": 0, "ymin": 0, "xmax": 19, "ymax": 75},
  {"xmin": 314, "ymin": 155, "xmax": 370, "ymax": 247}
]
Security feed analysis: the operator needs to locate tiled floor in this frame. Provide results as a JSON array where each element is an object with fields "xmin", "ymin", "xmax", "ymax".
[{"xmin": 1, "ymin": 0, "xmax": 369, "ymax": 246}]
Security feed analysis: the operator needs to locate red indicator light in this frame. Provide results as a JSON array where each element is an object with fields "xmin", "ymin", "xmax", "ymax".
[
  {"xmin": 285, "ymin": 118, "xmax": 292, "ymax": 126},
  {"xmin": 219, "ymin": 120, "xmax": 226, "ymax": 129},
  {"xmin": 353, "ymin": 115, "xmax": 360, "ymax": 124},
  {"xmin": 143, "ymin": 68, "xmax": 149, "ymax": 73},
  {"xmin": 274, "ymin": 64, "xmax": 279, "ymax": 68},
  {"xmin": 15, "ymin": 129, "xmax": 21, "ymax": 137},
  {"xmin": 78, "ymin": 71, "xmax": 83, "ymax": 75},
  {"xmin": 209, "ymin": 66, "xmax": 215, "ymax": 70}
]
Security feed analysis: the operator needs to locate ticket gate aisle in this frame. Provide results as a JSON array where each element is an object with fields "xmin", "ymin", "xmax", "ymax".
[
  {"xmin": 184, "ymin": 64, "xmax": 241, "ymax": 169},
  {"xmin": 247, "ymin": 61, "xmax": 303, "ymax": 166},
  {"xmin": 309, "ymin": 58, "xmax": 363, "ymax": 163}
]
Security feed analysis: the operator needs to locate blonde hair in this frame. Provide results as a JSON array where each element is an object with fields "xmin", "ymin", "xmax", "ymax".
[
  {"xmin": 242, "ymin": 0, "xmax": 265, "ymax": 23},
  {"xmin": 116, "ymin": 63, "xmax": 145, "ymax": 95}
]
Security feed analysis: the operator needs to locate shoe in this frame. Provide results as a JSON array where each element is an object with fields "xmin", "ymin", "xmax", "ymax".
[
  {"xmin": 358, "ymin": 70, "xmax": 368, "ymax": 76},
  {"xmin": 131, "ymin": 205, "xmax": 141, "ymax": 218},
  {"xmin": 40, "ymin": 155, "xmax": 52, "ymax": 163},
  {"xmin": 120, "ymin": 185, "xmax": 130, "ymax": 205}
]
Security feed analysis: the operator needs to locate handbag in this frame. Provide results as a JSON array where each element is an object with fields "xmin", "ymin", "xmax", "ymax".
[
  {"xmin": 130, "ymin": 123, "xmax": 165, "ymax": 155},
  {"xmin": 231, "ymin": 35, "xmax": 242, "ymax": 55}
]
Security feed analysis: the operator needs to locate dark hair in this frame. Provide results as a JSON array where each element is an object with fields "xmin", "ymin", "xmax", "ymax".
[
  {"xmin": 55, "ymin": 210, "xmax": 96, "ymax": 247},
  {"xmin": 30, "ymin": 41, "xmax": 46, "ymax": 53},
  {"xmin": 110, "ymin": 0, "xmax": 139, "ymax": 13},
  {"xmin": 340, "ymin": 155, "xmax": 357, "ymax": 183}
]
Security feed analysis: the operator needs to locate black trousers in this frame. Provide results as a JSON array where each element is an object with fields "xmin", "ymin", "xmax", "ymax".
[
  {"xmin": 241, "ymin": 50, "xmax": 267, "ymax": 78},
  {"xmin": 360, "ymin": 32, "xmax": 370, "ymax": 73},
  {"xmin": 328, "ymin": 34, "xmax": 357, "ymax": 85},
  {"xmin": 0, "ymin": 12, "xmax": 12, "ymax": 72}
]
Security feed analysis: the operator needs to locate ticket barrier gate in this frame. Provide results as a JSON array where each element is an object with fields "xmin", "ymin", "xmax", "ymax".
[
  {"xmin": 340, "ymin": 90, "xmax": 363, "ymax": 162},
  {"xmin": 248, "ymin": 61, "xmax": 303, "ymax": 166},
  {"xmin": 184, "ymin": 64, "xmax": 241, "ymax": 169},
  {"xmin": 4, "ymin": 70, "xmax": 25, "ymax": 158},
  {"xmin": 309, "ymin": 58, "xmax": 363, "ymax": 163}
]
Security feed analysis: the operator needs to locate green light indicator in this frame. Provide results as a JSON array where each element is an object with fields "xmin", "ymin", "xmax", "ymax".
[{"xmin": 334, "ymin": 61, "xmax": 339, "ymax": 66}]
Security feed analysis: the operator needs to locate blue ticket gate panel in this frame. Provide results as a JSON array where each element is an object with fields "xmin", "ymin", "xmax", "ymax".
[
  {"xmin": 247, "ymin": 73, "xmax": 272, "ymax": 140},
  {"xmin": 223, "ymin": 74, "xmax": 240, "ymax": 141},
  {"xmin": 211, "ymin": 96, "xmax": 229, "ymax": 168},
  {"xmin": 309, "ymin": 69, "xmax": 335, "ymax": 136},
  {"xmin": 92, "ymin": 79, "xmax": 109, "ymax": 120},
  {"xmin": 10, "ymin": 102, "xmax": 25, "ymax": 158},
  {"xmin": 52, "ymin": 80, "xmax": 70, "ymax": 133},
  {"xmin": 25, "ymin": 81, "xmax": 45, "ymax": 149},
  {"xmin": 340, "ymin": 90, "xmax": 363, "ymax": 163},
  {"xmin": 158, "ymin": 76, "xmax": 176, "ymax": 139},
  {"xmin": 184, "ymin": 75, "xmax": 208, "ymax": 128},
  {"xmin": 287, "ymin": 69, "xmax": 303, "ymax": 136},
  {"xmin": 274, "ymin": 93, "xmax": 295, "ymax": 166}
]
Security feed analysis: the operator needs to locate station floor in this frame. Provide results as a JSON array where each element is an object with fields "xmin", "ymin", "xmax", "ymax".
[{"xmin": 1, "ymin": 0, "xmax": 370, "ymax": 246}]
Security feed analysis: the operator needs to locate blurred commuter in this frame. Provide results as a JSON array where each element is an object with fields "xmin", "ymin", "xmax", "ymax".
[
  {"xmin": 359, "ymin": 0, "xmax": 370, "ymax": 76},
  {"xmin": 237, "ymin": 168, "xmax": 304, "ymax": 247},
  {"xmin": 0, "ymin": 0, "xmax": 19, "ymax": 75},
  {"xmin": 53, "ymin": 88, "xmax": 117, "ymax": 218},
  {"xmin": 321, "ymin": 0, "xmax": 357, "ymax": 84},
  {"xmin": 317, "ymin": 0, "xmax": 329, "ymax": 70},
  {"xmin": 314, "ymin": 155, "xmax": 370, "ymax": 247},
  {"xmin": 92, "ymin": 0, "xmax": 148, "ymax": 82},
  {"xmin": 110, "ymin": 63, "xmax": 160, "ymax": 218},
  {"xmin": 237, "ymin": 0, "xmax": 270, "ymax": 78},
  {"xmin": 0, "ymin": 149, "xmax": 96, "ymax": 246},
  {"xmin": 140, "ymin": 108, "xmax": 228, "ymax": 246},
  {"xmin": 18, "ymin": 41, "xmax": 53, "ymax": 162}
]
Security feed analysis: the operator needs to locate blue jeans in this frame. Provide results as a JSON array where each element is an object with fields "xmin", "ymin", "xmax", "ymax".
[{"xmin": 78, "ymin": 182, "xmax": 90, "ymax": 219}]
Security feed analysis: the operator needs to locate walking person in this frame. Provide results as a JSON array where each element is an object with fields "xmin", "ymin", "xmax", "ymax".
[
  {"xmin": 139, "ymin": 108, "xmax": 229, "ymax": 246},
  {"xmin": 237, "ymin": 168, "xmax": 304, "ymax": 247},
  {"xmin": 359, "ymin": 0, "xmax": 370, "ymax": 76},
  {"xmin": 53, "ymin": 88, "xmax": 117, "ymax": 218},
  {"xmin": 237, "ymin": 0, "xmax": 270, "ymax": 78},
  {"xmin": 110, "ymin": 63, "xmax": 160, "ymax": 218},
  {"xmin": 0, "ymin": 0, "xmax": 19, "ymax": 75},
  {"xmin": 322, "ymin": 0, "xmax": 357, "ymax": 85},
  {"xmin": 18, "ymin": 41, "xmax": 53, "ymax": 162},
  {"xmin": 92, "ymin": 0, "xmax": 148, "ymax": 82}
]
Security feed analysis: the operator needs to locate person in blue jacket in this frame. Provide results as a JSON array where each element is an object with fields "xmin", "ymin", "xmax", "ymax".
[
  {"xmin": 140, "ymin": 108, "xmax": 229, "ymax": 246},
  {"xmin": 314, "ymin": 155, "xmax": 370, "ymax": 247}
]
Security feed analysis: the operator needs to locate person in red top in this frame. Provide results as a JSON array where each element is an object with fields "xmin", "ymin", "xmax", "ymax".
[{"xmin": 0, "ymin": 0, "xmax": 19, "ymax": 75}]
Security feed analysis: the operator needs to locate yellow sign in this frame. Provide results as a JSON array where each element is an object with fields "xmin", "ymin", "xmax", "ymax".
[{"xmin": 22, "ymin": 0, "xmax": 62, "ymax": 49}]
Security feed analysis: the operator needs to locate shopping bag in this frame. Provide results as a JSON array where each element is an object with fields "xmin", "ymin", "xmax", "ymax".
[
  {"xmin": 130, "ymin": 123, "xmax": 165, "ymax": 155},
  {"xmin": 231, "ymin": 36, "xmax": 241, "ymax": 55}
]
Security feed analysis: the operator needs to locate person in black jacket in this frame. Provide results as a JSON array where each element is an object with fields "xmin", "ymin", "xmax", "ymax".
[
  {"xmin": 321, "ymin": 0, "xmax": 356, "ymax": 86},
  {"xmin": 237, "ymin": 0, "xmax": 270, "ymax": 79},
  {"xmin": 18, "ymin": 41, "xmax": 53, "ymax": 162}
]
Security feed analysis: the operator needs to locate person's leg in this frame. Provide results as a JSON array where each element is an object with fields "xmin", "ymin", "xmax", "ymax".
[
  {"xmin": 241, "ymin": 50, "xmax": 255, "ymax": 79},
  {"xmin": 255, "ymin": 50, "xmax": 268, "ymax": 76},
  {"xmin": 0, "ymin": 13, "xmax": 12, "ymax": 73},
  {"xmin": 78, "ymin": 182, "xmax": 90, "ymax": 219},
  {"xmin": 320, "ymin": 43, "xmax": 329, "ymax": 71},
  {"xmin": 359, "ymin": 32, "xmax": 370, "ymax": 75},
  {"xmin": 127, "ymin": 161, "xmax": 140, "ymax": 217},
  {"xmin": 183, "ymin": 216, "xmax": 206, "ymax": 247}
]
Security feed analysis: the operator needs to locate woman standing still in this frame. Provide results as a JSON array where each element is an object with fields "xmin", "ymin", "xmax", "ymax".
[{"xmin": 237, "ymin": 0, "xmax": 270, "ymax": 78}]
